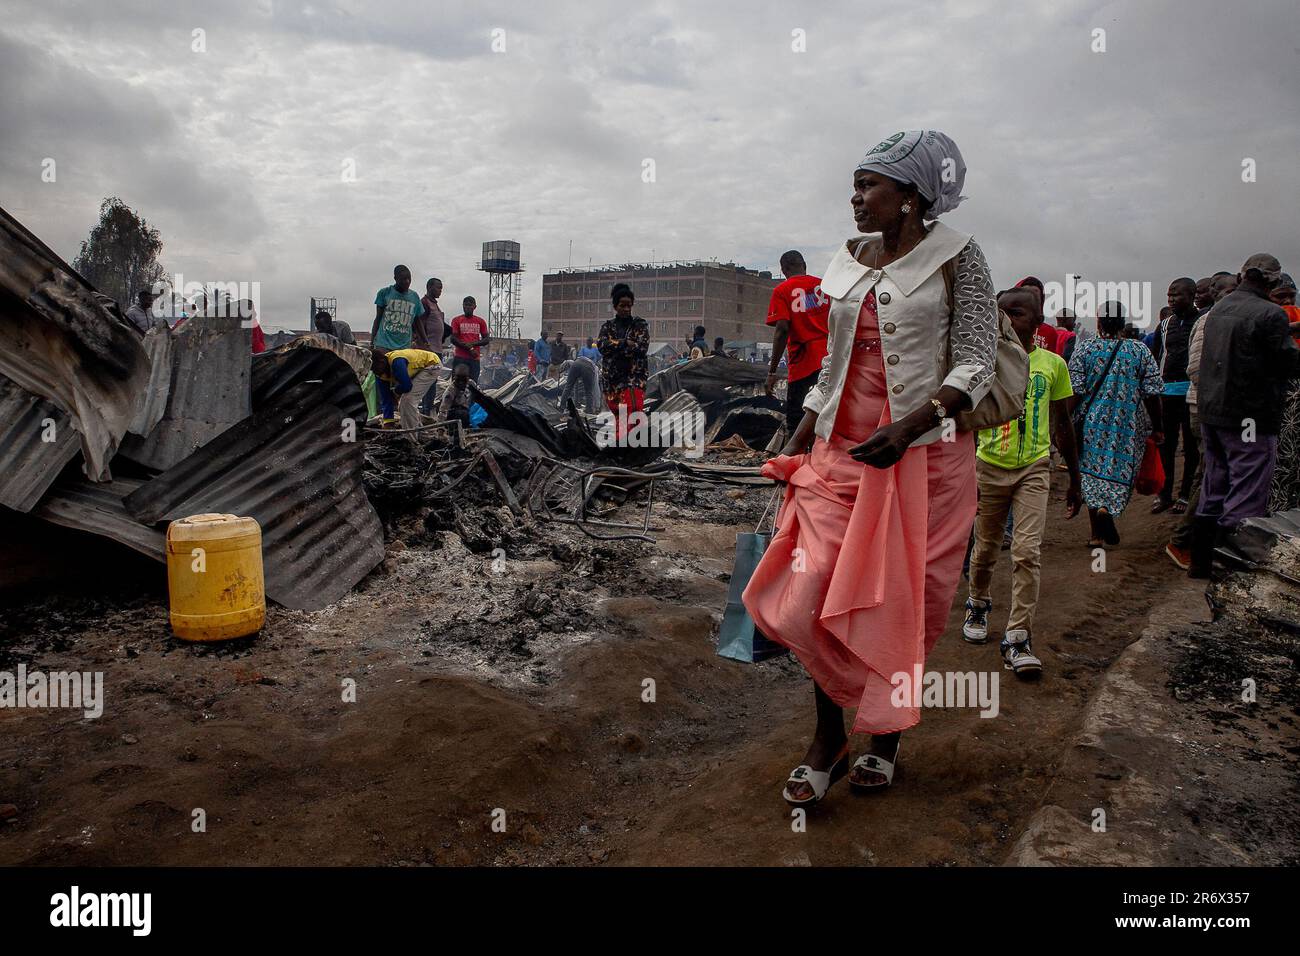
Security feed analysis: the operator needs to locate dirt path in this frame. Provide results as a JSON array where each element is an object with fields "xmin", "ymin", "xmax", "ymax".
[{"xmin": 1, "ymin": 470, "xmax": 1287, "ymax": 866}]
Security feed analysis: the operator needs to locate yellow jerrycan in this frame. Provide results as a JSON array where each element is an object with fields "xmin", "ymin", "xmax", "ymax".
[{"xmin": 165, "ymin": 513, "xmax": 265, "ymax": 641}]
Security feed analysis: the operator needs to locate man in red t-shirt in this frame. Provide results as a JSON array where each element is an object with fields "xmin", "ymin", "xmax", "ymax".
[
  {"xmin": 766, "ymin": 250, "xmax": 830, "ymax": 436},
  {"xmin": 448, "ymin": 295, "xmax": 490, "ymax": 381}
]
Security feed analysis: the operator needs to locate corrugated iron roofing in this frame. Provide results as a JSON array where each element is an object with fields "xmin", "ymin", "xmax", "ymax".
[
  {"xmin": 31, "ymin": 475, "xmax": 163, "ymax": 561},
  {"xmin": 0, "ymin": 205, "xmax": 152, "ymax": 480},
  {"xmin": 117, "ymin": 316, "xmax": 251, "ymax": 471},
  {"xmin": 127, "ymin": 327, "xmax": 173, "ymax": 439},
  {"xmin": 124, "ymin": 378, "xmax": 383, "ymax": 611},
  {"xmin": 0, "ymin": 376, "xmax": 80, "ymax": 512},
  {"xmin": 646, "ymin": 353, "xmax": 767, "ymax": 404},
  {"xmin": 473, "ymin": 384, "xmax": 566, "ymax": 456},
  {"xmin": 252, "ymin": 334, "xmax": 368, "ymax": 423}
]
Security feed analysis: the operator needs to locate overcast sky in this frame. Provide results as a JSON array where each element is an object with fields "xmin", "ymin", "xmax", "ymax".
[{"xmin": 2, "ymin": 0, "xmax": 1297, "ymax": 335}]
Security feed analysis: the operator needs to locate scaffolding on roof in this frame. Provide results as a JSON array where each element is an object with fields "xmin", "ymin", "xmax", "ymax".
[{"xmin": 546, "ymin": 259, "xmax": 772, "ymax": 279}]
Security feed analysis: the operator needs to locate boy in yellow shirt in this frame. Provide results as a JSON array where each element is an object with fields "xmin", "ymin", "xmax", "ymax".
[{"xmin": 963, "ymin": 288, "xmax": 1082, "ymax": 677}]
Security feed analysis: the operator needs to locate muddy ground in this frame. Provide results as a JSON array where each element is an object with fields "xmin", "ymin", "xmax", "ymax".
[{"xmin": 1, "ymin": 464, "xmax": 1296, "ymax": 866}]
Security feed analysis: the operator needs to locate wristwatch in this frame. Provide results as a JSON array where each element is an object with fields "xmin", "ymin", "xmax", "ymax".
[{"xmin": 930, "ymin": 398, "xmax": 948, "ymax": 422}]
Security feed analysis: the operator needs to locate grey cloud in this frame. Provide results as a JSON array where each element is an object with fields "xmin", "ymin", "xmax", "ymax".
[
  {"xmin": 1, "ymin": 0, "xmax": 1297, "ymax": 335},
  {"xmin": 0, "ymin": 29, "xmax": 266, "ymax": 266}
]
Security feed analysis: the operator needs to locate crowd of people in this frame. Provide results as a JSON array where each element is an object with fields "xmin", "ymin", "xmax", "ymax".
[
  {"xmin": 340, "ymin": 266, "xmax": 664, "ymax": 434},
  {"xmin": 359, "ymin": 265, "xmax": 491, "ymax": 428}
]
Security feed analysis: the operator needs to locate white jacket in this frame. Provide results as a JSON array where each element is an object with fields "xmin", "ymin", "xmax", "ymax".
[{"xmin": 803, "ymin": 221, "xmax": 998, "ymax": 446}]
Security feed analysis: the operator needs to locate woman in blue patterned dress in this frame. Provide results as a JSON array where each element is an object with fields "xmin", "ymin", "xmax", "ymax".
[{"xmin": 1068, "ymin": 302, "xmax": 1165, "ymax": 547}]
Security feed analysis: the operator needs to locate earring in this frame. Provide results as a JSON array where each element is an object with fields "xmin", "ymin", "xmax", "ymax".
[{"xmin": 901, "ymin": 202, "xmax": 912, "ymax": 214}]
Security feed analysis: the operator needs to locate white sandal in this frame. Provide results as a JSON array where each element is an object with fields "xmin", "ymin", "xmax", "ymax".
[
  {"xmin": 849, "ymin": 742, "xmax": 901, "ymax": 791},
  {"xmin": 782, "ymin": 747, "xmax": 850, "ymax": 806}
]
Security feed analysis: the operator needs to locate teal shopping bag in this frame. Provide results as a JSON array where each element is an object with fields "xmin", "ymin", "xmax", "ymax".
[{"xmin": 717, "ymin": 488, "xmax": 788, "ymax": 663}]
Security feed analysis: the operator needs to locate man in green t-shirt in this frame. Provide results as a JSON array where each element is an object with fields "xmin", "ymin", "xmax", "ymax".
[
  {"xmin": 963, "ymin": 287, "xmax": 1082, "ymax": 678},
  {"xmin": 371, "ymin": 264, "xmax": 424, "ymax": 353}
]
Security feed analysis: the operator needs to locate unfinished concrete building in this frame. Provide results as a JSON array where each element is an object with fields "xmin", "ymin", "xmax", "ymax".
[{"xmin": 541, "ymin": 260, "xmax": 779, "ymax": 353}]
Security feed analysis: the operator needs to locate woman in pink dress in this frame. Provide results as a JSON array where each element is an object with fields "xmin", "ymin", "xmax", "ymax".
[{"xmin": 742, "ymin": 130, "xmax": 998, "ymax": 804}]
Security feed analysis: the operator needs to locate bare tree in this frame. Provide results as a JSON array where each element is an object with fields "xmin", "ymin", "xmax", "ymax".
[{"xmin": 71, "ymin": 196, "xmax": 167, "ymax": 308}]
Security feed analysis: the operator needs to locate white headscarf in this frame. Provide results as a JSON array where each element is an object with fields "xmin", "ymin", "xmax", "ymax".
[{"xmin": 855, "ymin": 130, "xmax": 967, "ymax": 218}]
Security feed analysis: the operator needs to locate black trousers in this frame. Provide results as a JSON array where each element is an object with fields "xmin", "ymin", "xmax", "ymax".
[
  {"xmin": 785, "ymin": 370, "xmax": 819, "ymax": 436},
  {"xmin": 1159, "ymin": 393, "xmax": 1199, "ymax": 500}
]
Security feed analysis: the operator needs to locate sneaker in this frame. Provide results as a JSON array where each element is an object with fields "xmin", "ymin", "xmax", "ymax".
[
  {"xmin": 1164, "ymin": 542, "xmax": 1191, "ymax": 571},
  {"xmin": 1001, "ymin": 629, "xmax": 1042, "ymax": 677},
  {"xmin": 962, "ymin": 598, "xmax": 991, "ymax": 644}
]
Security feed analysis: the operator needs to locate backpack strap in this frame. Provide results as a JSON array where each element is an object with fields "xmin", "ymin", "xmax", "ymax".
[{"xmin": 1071, "ymin": 340, "xmax": 1124, "ymax": 429}]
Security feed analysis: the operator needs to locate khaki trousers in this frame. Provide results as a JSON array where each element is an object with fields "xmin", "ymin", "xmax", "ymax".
[
  {"xmin": 397, "ymin": 367, "xmax": 440, "ymax": 432},
  {"xmin": 968, "ymin": 457, "xmax": 1051, "ymax": 633}
]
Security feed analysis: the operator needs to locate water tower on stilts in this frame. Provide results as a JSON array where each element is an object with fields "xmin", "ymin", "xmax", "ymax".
[{"xmin": 478, "ymin": 240, "xmax": 524, "ymax": 341}]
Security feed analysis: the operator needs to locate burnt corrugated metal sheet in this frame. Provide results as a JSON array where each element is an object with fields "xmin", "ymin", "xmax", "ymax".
[
  {"xmin": 31, "ymin": 475, "xmax": 164, "ymax": 561},
  {"xmin": 117, "ymin": 315, "xmax": 251, "ymax": 471},
  {"xmin": 126, "ymin": 326, "xmax": 173, "ymax": 438},
  {"xmin": 484, "ymin": 370, "xmax": 530, "ymax": 403},
  {"xmin": 251, "ymin": 334, "xmax": 368, "ymax": 422},
  {"xmin": 0, "ymin": 375, "xmax": 80, "ymax": 511},
  {"xmin": 0, "ymin": 205, "xmax": 152, "ymax": 480},
  {"xmin": 646, "ymin": 353, "xmax": 766, "ymax": 404},
  {"xmin": 123, "ymin": 380, "xmax": 383, "ymax": 611},
  {"xmin": 474, "ymin": 385, "xmax": 566, "ymax": 456}
]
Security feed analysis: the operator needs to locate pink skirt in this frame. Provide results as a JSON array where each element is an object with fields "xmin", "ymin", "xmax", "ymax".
[{"xmin": 742, "ymin": 430, "xmax": 976, "ymax": 734}]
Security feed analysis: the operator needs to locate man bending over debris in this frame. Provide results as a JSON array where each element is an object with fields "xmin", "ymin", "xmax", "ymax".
[
  {"xmin": 380, "ymin": 347, "xmax": 441, "ymax": 431},
  {"xmin": 559, "ymin": 348, "xmax": 601, "ymax": 414},
  {"xmin": 439, "ymin": 362, "xmax": 474, "ymax": 429}
]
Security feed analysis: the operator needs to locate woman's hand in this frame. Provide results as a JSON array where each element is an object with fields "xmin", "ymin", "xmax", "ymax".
[
  {"xmin": 1064, "ymin": 480, "xmax": 1083, "ymax": 519},
  {"xmin": 849, "ymin": 420, "xmax": 925, "ymax": 468}
]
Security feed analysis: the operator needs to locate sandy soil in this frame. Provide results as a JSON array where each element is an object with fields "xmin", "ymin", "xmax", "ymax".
[{"xmin": 1, "ymin": 467, "xmax": 1295, "ymax": 866}]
